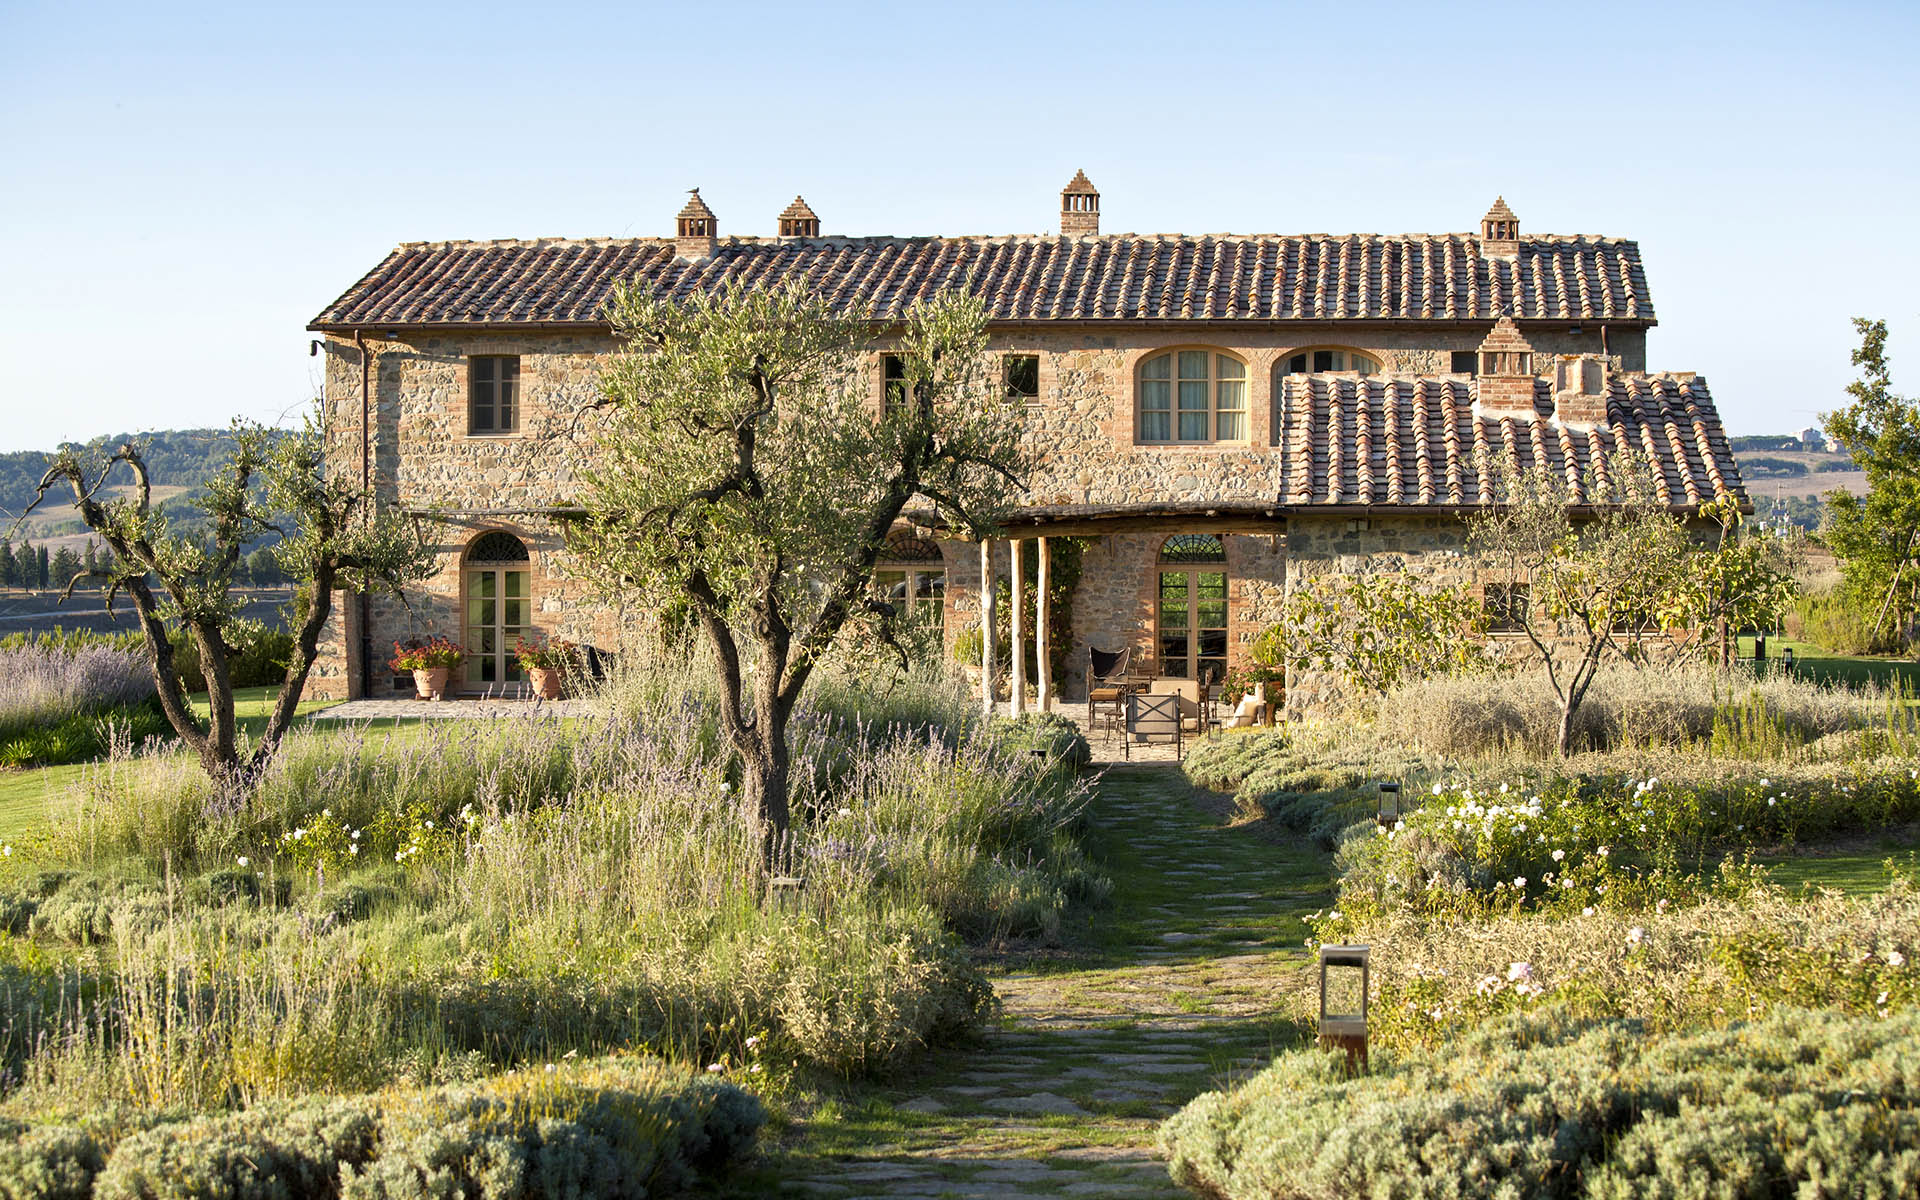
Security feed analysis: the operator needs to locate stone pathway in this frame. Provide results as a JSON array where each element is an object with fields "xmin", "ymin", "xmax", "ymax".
[
  {"xmin": 311, "ymin": 697, "xmax": 589, "ymax": 721},
  {"xmin": 771, "ymin": 762, "xmax": 1332, "ymax": 1198}
]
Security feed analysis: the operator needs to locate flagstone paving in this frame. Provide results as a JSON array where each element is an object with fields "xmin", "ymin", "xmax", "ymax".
[{"xmin": 765, "ymin": 761, "xmax": 1334, "ymax": 1198}]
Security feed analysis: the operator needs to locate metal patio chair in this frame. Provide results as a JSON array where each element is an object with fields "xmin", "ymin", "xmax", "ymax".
[
  {"xmin": 1124, "ymin": 691, "xmax": 1184, "ymax": 760},
  {"xmin": 1086, "ymin": 644, "xmax": 1133, "ymax": 738}
]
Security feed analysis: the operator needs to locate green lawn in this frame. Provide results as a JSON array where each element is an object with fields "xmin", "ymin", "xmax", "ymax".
[
  {"xmin": 0, "ymin": 686, "xmax": 346, "ymax": 844},
  {"xmin": 1735, "ymin": 635, "xmax": 1920, "ymax": 691},
  {"xmin": 1760, "ymin": 826, "xmax": 1920, "ymax": 895}
]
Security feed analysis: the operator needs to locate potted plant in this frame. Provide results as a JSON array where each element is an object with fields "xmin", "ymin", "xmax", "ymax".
[
  {"xmin": 389, "ymin": 636, "xmax": 464, "ymax": 700},
  {"xmin": 514, "ymin": 636, "xmax": 579, "ymax": 700}
]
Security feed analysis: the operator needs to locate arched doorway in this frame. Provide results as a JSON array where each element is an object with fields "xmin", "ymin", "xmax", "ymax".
[
  {"xmin": 1157, "ymin": 534, "xmax": 1228, "ymax": 683},
  {"xmin": 463, "ymin": 530, "xmax": 531, "ymax": 692}
]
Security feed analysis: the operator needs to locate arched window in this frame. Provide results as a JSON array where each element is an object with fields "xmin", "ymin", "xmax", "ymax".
[
  {"xmin": 1139, "ymin": 350, "xmax": 1247, "ymax": 443},
  {"xmin": 873, "ymin": 533, "xmax": 946, "ymax": 625},
  {"xmin": 1279, "ymin": 347, "xmax": 1381, "ymax": 376},
  {"xmin": 464, "ymin": 530, "xmax": 531, "ymax": 691},
  {"xmin": 1157, "ymin": 535, "xmax": 1228, "ymax": 682}
]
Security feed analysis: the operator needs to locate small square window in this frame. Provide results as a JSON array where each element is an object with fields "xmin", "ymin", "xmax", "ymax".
[
  {"xmin": 469, "ymin": 355, "xmax": 521, "ymax": 434},
  {"xmin": 1485, "ymin": 582, "xmax": 1530, "ymax": 633},
  {"xmin": 883, "ymin": 354, "xmax": 908, "ymax": 415},
  {"xmin": 1451, "ymin": 351, "xmax": 1477, "ymax": 375},
  {"xmin": 1003, "ymin": 354, "xmax": 1040, "ymax": 403}
]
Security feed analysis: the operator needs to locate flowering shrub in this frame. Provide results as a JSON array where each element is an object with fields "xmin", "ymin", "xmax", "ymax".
[
  {"xmin": 1332, "ymin": 761, "xmax": 1920, "ymax": 922},
  {"xmin": 1297, "ymin": 880, "xmax": 1919, "ymax": 1056},
  {"xmin": 1161, "ymin": 1005, "xmax": 1920, "ymax": 1200},
  {"xmin": 0, "ymin": 642, "xmax": 161, "ymax": 767},
  {"xmin": 387, "ymin": 637, "xmax": 464, "ymax": 672},
  {"xmin": 513, "ymin": 636, "xmax": 580, "ymax": 672}
]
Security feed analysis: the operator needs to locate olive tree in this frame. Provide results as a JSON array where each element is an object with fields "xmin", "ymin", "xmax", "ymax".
[
  {"xmin": 19, "ymin": 414, "xmax": 431, "ymax": 787},
  {"xmin": 575, "ymin": 278, "xmax": 1024, "ymax": 854},
  {"xmin": 1466, "ymin": 456, "xmax": 1698, "ymax": 756}
]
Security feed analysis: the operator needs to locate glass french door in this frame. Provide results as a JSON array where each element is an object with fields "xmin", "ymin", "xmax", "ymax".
[
  {"xmin": 1157, "ymin": 568, "xmax": 1228, "ymax": 682},
  {"xmin": 465, "ymin": 567, "xmax": 529, "ymax": 690}
]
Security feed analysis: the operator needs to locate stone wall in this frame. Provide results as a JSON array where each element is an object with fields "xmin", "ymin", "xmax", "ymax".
[{"xmin": 310, "ymin": 319, "xmax": 1644, "ymax": 698}]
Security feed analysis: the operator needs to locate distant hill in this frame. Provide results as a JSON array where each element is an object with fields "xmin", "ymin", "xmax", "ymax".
[
  {"xmin": 1729, "ymin": 434, "xmax": 1864, "ymax": 534},
  {"xmin": 0, "ymin": 428, "xmax": 292, "ymax": 530}
]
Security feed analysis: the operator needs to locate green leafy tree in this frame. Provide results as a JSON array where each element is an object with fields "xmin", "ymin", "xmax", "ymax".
[
  {"xmin": 18, "ymin": 410, "xmax": 432, "ymax": 787},
  {"xmin": 576, "ymin": 279, "xmax": 1024, "ymax": 853},
  {"xmin": 1823, "ymin": 318, "xmax": 1920, "ymax": 649},
  {"xmin": 0, "ymin": 538, "xmax": 13, "ymax": 588},
  {"xmin": 1467, "ymin": 455, "xmax": 1698, "ymax": 756},
  {"xmin": 1684, "ymin": 497, "xmax": 1799, "ymax": 665},
  {"xmin": 1269, "ymin": 572, "xmax": 1489, "ymax": 700},
  {"xmin": 48, "ymin": 546, "xmax": 81, "ymax": 589}
]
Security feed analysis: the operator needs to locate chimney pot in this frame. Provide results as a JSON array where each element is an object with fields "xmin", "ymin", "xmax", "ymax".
[
  {"xmin": 777, "ymin": 195, "xmax": 820, "ymax": 239},
  {"xmin": 675, "ymin": 188, "xmax": 718, "ymax": 261},
  {"xmin": 1479, "ymin": 196, "xmax": 1520, "ymax": 259},
  {"xmin": 1060, "ymin": 169, "xmax": 1100, "ymax": 237}
]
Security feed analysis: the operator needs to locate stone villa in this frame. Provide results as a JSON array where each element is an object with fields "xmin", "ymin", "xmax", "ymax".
[{"xmin": 306, "ymin": 175, "xmax": 1746, "ymax": 701}]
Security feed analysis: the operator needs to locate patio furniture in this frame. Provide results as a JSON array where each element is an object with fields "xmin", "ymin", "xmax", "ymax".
[
  {"xmin": 1148, "ymin": 677, "xmax": 1203, "ymax": 734},
  {"xmin": 1218, "ymin": 683, "xmax": 1268, "ymax": 729},
  {"xmin": 1086, "ymin": 645, "xmax": 1134, "ymax": 738},
  {"xmin": 1124, "ymin": 692, "xmax": 1184, "ymax": 760}
]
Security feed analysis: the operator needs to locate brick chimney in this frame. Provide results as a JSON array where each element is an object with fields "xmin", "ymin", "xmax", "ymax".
[
  {"xmin": 777, "ymin": 195, "xmax": 819, "ymax": 239},
  {"xmin": 675, "ymin": 189, "xmax": 718, "ymax": 261},
  {"xmin": 1479, "ymin": 196, "xmax": 1520, "ymax": 259},
  {"xmin": 1474, "ymin": 315, "xmax": 1538, "ymax": 417},
  {"xmin": 1553, "ymin": 354, "xmax": 1610, "ymax": 425},
  {"xmin": 1061, "ymin": 170, "xmax": 1100, "ymax": 236}
]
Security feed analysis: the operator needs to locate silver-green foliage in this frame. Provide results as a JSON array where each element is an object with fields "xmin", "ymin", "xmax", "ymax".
[
  {"xmin": 1161, "ymin": 1005, "xmax": 1920, "ymax": 1200},
  {"xmin": 0, "ymin": 1060, "xmax": 760, "ymax": 1200}
]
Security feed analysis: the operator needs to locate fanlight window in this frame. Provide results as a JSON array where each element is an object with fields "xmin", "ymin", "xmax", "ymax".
[
  {"xmin": 880, "ymin": 534, "xmax": 943, "ymax": 563},
  {"xmin": 1159, "ymin": 534, "xmax": 1227, "ymax": 563},
  {"xmin": 1139, "ymin": 350, "xmax": 1246, "ymax": 443},
  {"xmin": 1280, "ymin": 348, "xmax": 1381, "ymax": 376},
  {"xmin": 467, "ymin": 531, "xmax": 530, "ymax": 562}
]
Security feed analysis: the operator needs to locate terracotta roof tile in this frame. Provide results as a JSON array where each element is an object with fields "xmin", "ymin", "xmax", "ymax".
[
  {"xmin": 310, "ymin": 233, "xmax": 1656, "ymax": 330},
  {"xmin": 1276, "ymin": 373, "xmax": 1744, "ymax": 510}
]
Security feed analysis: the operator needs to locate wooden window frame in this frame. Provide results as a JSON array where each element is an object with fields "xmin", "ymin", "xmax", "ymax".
[
  {"xmin": 1137, "ymin": 349, "xmax": 1249, "ymax": 446},
  {"xmin": 468, "ymin": 355, "xmax": 522, "ymax": 436}
]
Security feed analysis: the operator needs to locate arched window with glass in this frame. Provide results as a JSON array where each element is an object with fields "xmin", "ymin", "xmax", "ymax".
[
  {"xmin": 464, "ymin": 530, "xmax": 531, "ymax": 691},
  {"xmin": 1157, "ymin": 534, "xmax": 1229, "ymax": 683},
  {"xmin": 1139, "ymin": 350, "xmax": 1246, "ymax": 443}
]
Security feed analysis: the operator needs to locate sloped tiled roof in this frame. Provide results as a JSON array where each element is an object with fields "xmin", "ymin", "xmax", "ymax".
[
  {"xmin": 310, "ymin": 234, "xmax": 1655, "ymax": 330},
  {"xmin": 1277, "ymin": 373, "xmax": 1744, "ymax": 509}
]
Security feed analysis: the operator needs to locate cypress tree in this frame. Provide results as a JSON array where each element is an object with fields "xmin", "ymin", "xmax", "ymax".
[
  {"xmin": 36, "ymin": 545, "xmax": 49, "ymax": 589},
  {"xmin": 0, "ymin": 538, "xmax": 13, "ymax": 587}
]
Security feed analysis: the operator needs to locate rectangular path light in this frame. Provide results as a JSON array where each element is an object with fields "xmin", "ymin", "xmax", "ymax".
[
  {"xmin": 1377, "ymin": 781, "xmax": 1401, "ymax": 827},
  {"xmin": 1318, "ymin": 944, "xmax": 1370, "ymax": 1073}
]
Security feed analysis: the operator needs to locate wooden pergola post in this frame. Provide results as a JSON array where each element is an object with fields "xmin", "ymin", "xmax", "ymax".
[
  {"xmin": 979, "ymin": 537, "xmax": 996, "ymax": 717},
  {"xmin": 1009, "ymin": 538, "xmax": 1026, "ymax": 715},
  {"xmin": 1036, "ymin": 536, "xmax": 1052, "ymax": 712}
]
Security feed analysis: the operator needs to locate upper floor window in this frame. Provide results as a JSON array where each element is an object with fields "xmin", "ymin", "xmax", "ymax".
[
  {"xmin": 1003, "ymin": 354, "xmax": 1040, "ymax": 404},
  {"xmin": 470, "ymin": 355, "xmax": 520, "ymax": 435},
  {"xmin": 1139, "ymin": 350, "xmax": 1246, "ymax": 443},
  {"xmin": 1280, "ymin": 348, "xmax": 1380, "ymax": 376}
]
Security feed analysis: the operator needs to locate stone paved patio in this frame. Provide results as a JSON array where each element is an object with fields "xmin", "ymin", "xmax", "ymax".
[{"xmin": 311, "ymin": 697, "xmax": 589, "ymax": 721}]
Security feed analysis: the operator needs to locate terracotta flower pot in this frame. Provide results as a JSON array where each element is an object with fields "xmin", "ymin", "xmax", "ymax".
[
  {"xmin": 528, "ymin": 666, "xmax": 563, "ymax": 700},
  {"xmin": 413, "ymin": 666, "xmax": 450, "ymax": 701}
]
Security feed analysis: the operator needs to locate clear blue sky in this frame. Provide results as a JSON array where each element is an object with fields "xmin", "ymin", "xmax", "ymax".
[{"xmin": 2, "ymin": 0, "xmax": 1916, "ymax": 451}]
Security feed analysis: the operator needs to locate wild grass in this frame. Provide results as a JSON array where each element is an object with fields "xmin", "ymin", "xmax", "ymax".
[
  {"xmin": 1388, "ymin": 659, "xmax": 1915, "ymax": 760},
  {"xmin": 0, "ymin": 650, "xmax": 1099, "ymax": 1118}
]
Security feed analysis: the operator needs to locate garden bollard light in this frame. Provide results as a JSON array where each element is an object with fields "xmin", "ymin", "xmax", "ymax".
[
  {"xmin": 769, "ymin": 875, "xmax": 806, "ymax": 914},
  {"xmin": 1319, "ymin": 944, "xmax": 1370, "ymax": 1074},
  {"xmin": 1376, "ymin": 782, "xmax": 1401, "ymax": 827}
]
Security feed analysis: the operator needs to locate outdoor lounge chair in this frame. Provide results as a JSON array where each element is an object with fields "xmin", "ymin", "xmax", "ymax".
[
  {"xmin": 1124, "ymin": 691, "xmax": 1183, "ymax": 760},
  {"xmin": 1086, "ymin": 645, "xmax": 1133, "ymax": 736}
]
